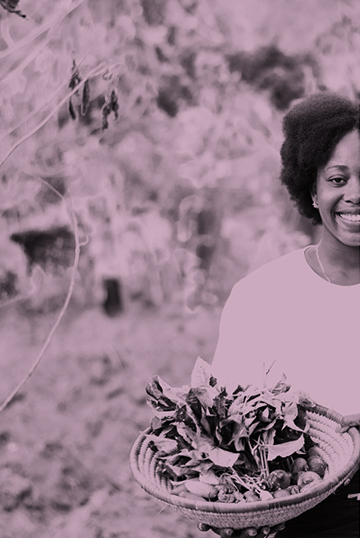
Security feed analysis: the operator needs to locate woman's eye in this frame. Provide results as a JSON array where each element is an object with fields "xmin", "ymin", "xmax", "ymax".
[{"xmin": 329, "ymin": 177, "xmax": 347, "ymax": 185}]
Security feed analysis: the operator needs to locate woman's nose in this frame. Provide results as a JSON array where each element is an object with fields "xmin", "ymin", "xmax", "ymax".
[{"xmin": 344, "ymin": 176, "xmax": 360, "ymax": 204}]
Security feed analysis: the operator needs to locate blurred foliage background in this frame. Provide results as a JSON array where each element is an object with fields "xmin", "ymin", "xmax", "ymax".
[
  {"xmin": 1, "ymin": 2, "xmax": 360, "ymax": 536},
  {"xmin": 1, "ymin": 0, "xmax": 360, "ymax": 314}
]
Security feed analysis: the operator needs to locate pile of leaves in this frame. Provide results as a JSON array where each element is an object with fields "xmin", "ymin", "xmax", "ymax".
[{"xmin": 145, "ymin": 358, "xmax": 320, "ymax": 502}]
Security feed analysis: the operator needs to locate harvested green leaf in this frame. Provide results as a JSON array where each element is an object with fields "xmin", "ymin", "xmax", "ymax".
[
  {"xmin": 266, "ymin": 435, "xmax": 305, "ymax": 461},
  {"xmin": 145, "ymin": 357, "xmax": 319, "ymax": 501},
  {"xmin": 208, "ymin": 446, "xmax": 239, "ymax": 467},
  {"xmin": 147, "ymin": 435, "xmax": 178, "ymax": 455}
]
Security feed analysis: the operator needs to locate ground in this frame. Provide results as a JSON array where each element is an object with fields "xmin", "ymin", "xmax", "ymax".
[{"xmin": 0, "ymin": 300, "xmax": 222, "ymax": 537}]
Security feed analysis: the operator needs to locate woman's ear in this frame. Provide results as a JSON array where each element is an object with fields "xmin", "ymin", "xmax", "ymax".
[{"xmin": 310, "ymin": 183, "xmax": 318, "ymax": 209}]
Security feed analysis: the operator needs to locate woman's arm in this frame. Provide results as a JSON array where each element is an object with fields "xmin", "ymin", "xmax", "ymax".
[{"xmin": 211, "ymin": 280, "xmax": 266, "ymax": 389}]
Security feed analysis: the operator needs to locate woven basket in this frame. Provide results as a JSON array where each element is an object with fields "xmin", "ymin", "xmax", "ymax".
[{"xmin": 130, "ymin": 405, "xmax": 360, "ymax": 529}]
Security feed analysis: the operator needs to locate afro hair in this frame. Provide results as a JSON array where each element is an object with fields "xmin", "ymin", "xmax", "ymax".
[{"xmin": 280, "ymin": 92, "xmax": 360, "ymax": 224}]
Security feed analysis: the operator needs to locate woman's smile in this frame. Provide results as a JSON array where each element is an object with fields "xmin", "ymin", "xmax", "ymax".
[
  {"xmin": 336, "ymin": 209, "xmax": 360, "ymax": 226},
  {"xmin": 337, "ymin": 212, "xmax": 360, "ymax": 222}
]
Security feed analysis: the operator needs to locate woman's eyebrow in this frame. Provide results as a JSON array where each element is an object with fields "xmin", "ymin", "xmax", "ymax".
[{"xmin": 325, "ymin": 164, "xmax": 349, "ymax": 171}]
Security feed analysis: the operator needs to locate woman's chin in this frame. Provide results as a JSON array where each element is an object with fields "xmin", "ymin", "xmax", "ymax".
[{"xmin": 333, "ymin": 215, "xmax": 360, "ymax": 247}]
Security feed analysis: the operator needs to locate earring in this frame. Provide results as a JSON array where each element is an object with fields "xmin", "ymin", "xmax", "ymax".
[{"xmin": 312, "ymin": 200, "xmax": 319, "ymax": 209}]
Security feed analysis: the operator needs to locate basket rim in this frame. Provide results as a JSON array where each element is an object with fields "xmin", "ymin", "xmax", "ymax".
[{"xmin": 129, "ymin": 404, "xmax": 360, "ymax": 515}]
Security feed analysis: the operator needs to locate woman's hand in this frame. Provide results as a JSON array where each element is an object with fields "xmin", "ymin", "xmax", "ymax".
[
  {"xmin": 338, "ymin": 413, "xmax": 360, "ymax": 433},
  {"xmin": 197, "ymin": 523, "xmax": 286, "ymax": 537}
]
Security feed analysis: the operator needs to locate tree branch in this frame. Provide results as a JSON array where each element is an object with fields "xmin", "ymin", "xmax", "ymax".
[
  {"xmin": 0, "ymin": 0, "xmax": 85, "ymax": 61},
  {"xmin": 0, "ymin": 24, "xmax": 56, "ymax": 93},
  {"xmin": 0, "ymin": 55, "xmax": 91, "ymax": 143},
  {"xmin": 0, "ymin": 60, "xmax": 121, "ymax": 167}
]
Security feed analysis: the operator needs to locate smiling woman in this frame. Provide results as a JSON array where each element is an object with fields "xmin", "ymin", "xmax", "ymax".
[
  {"xmin": 280, "ymin": 93, "xmax": 360, "ymax": 287},
  {"xmin": 309, "ymin": 129, "xmax": 360, "ymax": 284},
  {"xmin": 210, "ymin": 92, "xmax": 360, "ymax": 538}
]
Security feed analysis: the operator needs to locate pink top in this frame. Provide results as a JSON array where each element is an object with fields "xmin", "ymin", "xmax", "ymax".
[{"xmin": 212, "ymin": 247, "xmax": 360, "ymax": 416}]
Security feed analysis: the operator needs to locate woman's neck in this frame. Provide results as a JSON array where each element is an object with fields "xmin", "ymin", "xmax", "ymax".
[{"xmin": 315, "ymin": 235, "xmax": 360, "ymax": 286}]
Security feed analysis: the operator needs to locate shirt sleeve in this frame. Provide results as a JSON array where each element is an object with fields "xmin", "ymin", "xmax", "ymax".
[{"xmin": 211, "ymin": 279, "xmax": 266, "ymax": 390}]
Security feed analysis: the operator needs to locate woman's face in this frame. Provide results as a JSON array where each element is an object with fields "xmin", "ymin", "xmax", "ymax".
[{"xmin": 314, "ymin": 129, "xmax": 360, "ymax": 248}]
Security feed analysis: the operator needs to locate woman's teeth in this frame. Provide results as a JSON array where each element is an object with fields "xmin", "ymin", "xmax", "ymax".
[{"xmin": 338, "ymin": 213, "xmax": 360, "ymax": 222}]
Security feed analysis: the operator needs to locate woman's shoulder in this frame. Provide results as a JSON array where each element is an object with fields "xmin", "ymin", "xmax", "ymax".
[{"xmin": 231, "ymin": 247, "xmax": 308, "ymax": 295}]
